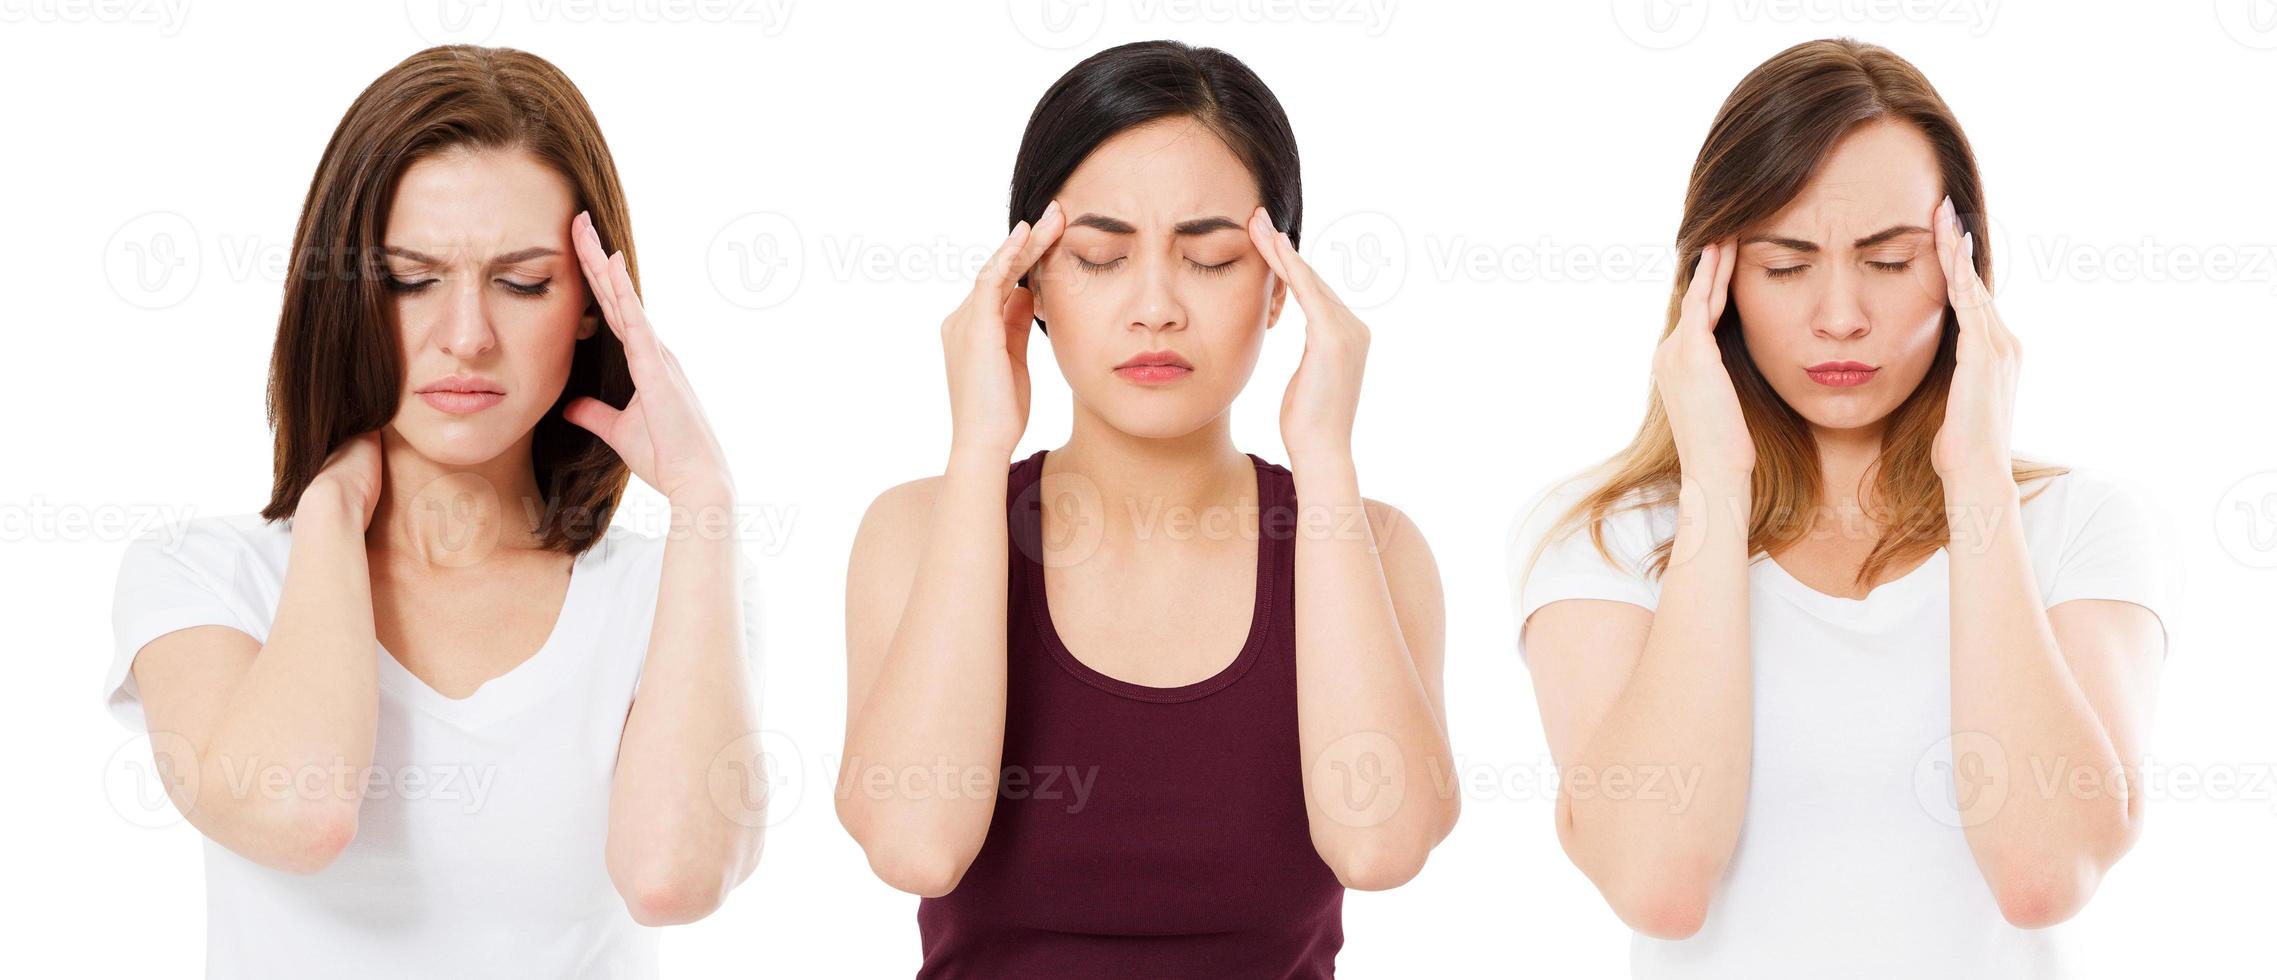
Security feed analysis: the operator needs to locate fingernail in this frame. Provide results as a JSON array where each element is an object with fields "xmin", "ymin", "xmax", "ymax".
[
  {"xmin": 1043, "ymin": 200, "xmax": 1060, "ymax": 218},
  {"xmin": 1012, "ymin": 219, "xmax": 1032, "ymax": 239},
  {"xmin": 1963, "ymin": 232, "xmax": 1974, "ymax": 258}
]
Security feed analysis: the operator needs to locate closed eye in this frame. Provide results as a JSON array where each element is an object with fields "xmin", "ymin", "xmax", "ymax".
[
  {"xmin": 1866, "ymin": 260, "xmax": 1912, "ymax": 273},
  {"xmin": 1763, "ymin": 265, "xmax": 1808, "ymax": 280},
  {"xmin": 1074, "ymin": 256, "xmax": 1125, "ymax": 274},
  {"xmin": 385, "ymin": 276, "xmax": 438, "ymax": 293},
  {"xmin": 1187, "ymin": 258, "xmax": 1237, "ymax": 275},
  {"xmin": 499, "ymin": 277, "xmax": 552, "ymax": 297}
]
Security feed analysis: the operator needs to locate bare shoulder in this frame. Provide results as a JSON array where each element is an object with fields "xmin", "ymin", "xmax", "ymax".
[
  {"xmin": 856, "ymin": 474, "xmax": 942, "ymax": 551},
  {"xmin": 1362, "ymin": 497, "xmax": 1434, "ymax": 563},
  {"xmin": 1360, "ymin": 498, "xmax": 1444, "ymax": 663}
]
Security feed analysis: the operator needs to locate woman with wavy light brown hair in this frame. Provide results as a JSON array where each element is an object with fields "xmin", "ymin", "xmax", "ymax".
[
  {"xmin": 1508, "ymin": 38, "xmax": 2175, "ymax": 977},
  {"xmin": 105, "ymin": 46, "xmax": 760, "ymax": 977}
]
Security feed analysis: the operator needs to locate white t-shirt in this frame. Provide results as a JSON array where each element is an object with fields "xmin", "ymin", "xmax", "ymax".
[
  {"xmin": 1506, "ymin": 466, "xmax": 2176, "ymax": 980},
  {"xmin": 105, "ymin": 513, "xmax": 762, "ymax": 980}
]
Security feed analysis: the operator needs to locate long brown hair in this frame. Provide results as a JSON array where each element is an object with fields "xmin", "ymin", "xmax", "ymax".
[
  {"xmin": 1546, "ymin": 38, "xmax": 2062, "ymax": 588},
  {"xmin": 261, "ymin": 44, "xmax": 638, "ymax": 554}
]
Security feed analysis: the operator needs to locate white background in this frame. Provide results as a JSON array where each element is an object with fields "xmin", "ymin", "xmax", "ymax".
[{"xmin": 4, "ymin": 1, "xmax": 2274, "ymax": 976}]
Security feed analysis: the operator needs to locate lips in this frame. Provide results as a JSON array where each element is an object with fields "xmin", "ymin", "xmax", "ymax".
[
  {"xmin": 416, "ymin": 375, "xmax": 506, "ymax": 414},
  {"xmin": 1113, "ymin": 350, "xmax": 1193, "ymax": 385},
  {"xmin": 1804, "ymin": 361, "xmax": 1878, "ymax": 388}
]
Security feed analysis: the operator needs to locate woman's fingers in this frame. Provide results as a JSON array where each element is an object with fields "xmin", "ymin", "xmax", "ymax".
[
  {"xmin": 1708, "ymin": 236, "xmax": 1738, "ymax": 325},
  {"xmin": 571, "ymin": 211, "xmax": 625, "ymax": 340},
  {"xmin": 1247, "ymin": 206, "xmax": 1290, "ymax": 284},
  {"xmin": 562, "ymin": 395, "xmax": 622, "ymax": 443},
  {"xmin": 1270, "ymin": 225, "xmax": 1346, "ymax": 319},
  {"xmin": 1680, "ymin": 242, "xmax": 1720, "ymax": 331},
  {"xmin": 978, "ymin": 200, "xmax": 1067, "ymax": 303}
]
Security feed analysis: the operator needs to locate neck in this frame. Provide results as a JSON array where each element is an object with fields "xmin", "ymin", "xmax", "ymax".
[
  {"xmin": 367, "ymin": 426, "xmax": 549, "ymax": 571},
  {"xmin": 1809, "ymin": 420, "xmax": 1888, "ymax": 525},
  {"xmin": 1051, "ymin": 401, "xmax": 1255, "ymax": 535}
]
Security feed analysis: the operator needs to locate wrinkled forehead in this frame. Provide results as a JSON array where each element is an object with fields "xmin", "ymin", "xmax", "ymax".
[
  {"xmin": 385, "ymin": 147, "xmax": 577, "ymax": 257},
  {"xmin": 1054, "ymin": 117, "xmax": 1263, "ymax": 231},
  {"xmin": 1754, "ymin": 118, "xmax": 1943, "ymax": 243}
]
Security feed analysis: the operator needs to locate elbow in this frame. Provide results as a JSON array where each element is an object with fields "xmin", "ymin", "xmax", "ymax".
[
  {"xmin": 253, "ymin": 802, "xmax": 360, "ymax": 875},
  {"xmin": 1982, "ymin": 820, "xmax": 2132, "ymax": 930},
  {"xmin": 1988, "ymin": 861, "xmax": 2100, "ymax": 930},
  {"xmin": 1607, "ymin": 876, "xmax": 1714, "ymax": 940},
  {"xmin": 858, "ymin": 838, "xmax": 974, "ymax": 898},
  {"xmin": 1582, "ymin": 845, "xmax": 1722, "ymax": 941},
  {"xmin": 836, "ymin": 797, "xmax": 977, "ymax": 897},
  {"xmin": 1321, "ymin": 838, "xmax": 1435, "ymax": 892},
  {"xmin": 617, "ymin": 870, "xmax": 730, "ymax": 927}
]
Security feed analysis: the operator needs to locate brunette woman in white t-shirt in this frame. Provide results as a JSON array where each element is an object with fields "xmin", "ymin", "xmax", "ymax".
[
  {"xmin": 1509, "ymin": 38, "xmax": 2173, "ymax": 979},
  {"xmin": 106, "ymin": 46, "xmax": 760, "ymax": 977}
]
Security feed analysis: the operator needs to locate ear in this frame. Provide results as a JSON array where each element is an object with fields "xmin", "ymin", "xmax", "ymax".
[
  {"xmin": 576, "ymin": 305, "xmax": 602, "ymax": 341},
  {"xmin": 1263, "ymin": 273, "xmax": 1289, "ymax": 330}
]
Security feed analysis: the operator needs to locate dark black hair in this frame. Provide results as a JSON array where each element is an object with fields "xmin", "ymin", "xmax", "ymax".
[{"xmin": 1008, "ymin": 40, "xmax": 1303, "ymax": 332}]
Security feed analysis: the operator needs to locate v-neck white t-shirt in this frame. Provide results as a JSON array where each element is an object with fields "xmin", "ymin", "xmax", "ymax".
[
  {"xmin": 1506, "ymin": 467, "xmax": 2176, "ymax": 980},
  {"xmin": 104, "ymin": 513, "xmax": 763, "ymax": 979}
]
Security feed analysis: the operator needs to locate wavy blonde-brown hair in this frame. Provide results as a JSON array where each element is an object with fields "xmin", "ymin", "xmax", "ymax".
[{"xmin": 1544, "ymin": 38, "xmax": 2062, "ymax": 589}]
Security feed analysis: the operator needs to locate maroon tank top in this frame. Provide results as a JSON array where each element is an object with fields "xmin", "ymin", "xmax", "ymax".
[{"xmin": 915, "ymin": 449, "xmax": 1344, "ymax": 978}]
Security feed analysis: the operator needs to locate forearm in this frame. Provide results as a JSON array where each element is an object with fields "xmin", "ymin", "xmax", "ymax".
[
  {"xmin": 837, "ymin": 446, "xmax": 1009, "ymax": 890},
  {"xmin": 606, "ymin": 490, "xmax": 762, "ymax": 925},
  {"xmin": 192, "ymin": 489, "xmax": 379, "ymax": 870},
  {"xmin": 1945, "ymin": 479, "xmax": 2132, "ymax": 923},
  {"xmin": 1289, "ymin": 459, "xmax": 1454, "ymax": 890},
  {"xmin": 1561, "ymin": 473, "xmax": 1752, "ymax": 930}
]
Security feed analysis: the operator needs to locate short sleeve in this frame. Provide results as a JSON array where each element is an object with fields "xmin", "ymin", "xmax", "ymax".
[
  {"xmin": 107, "ymin": 522, "xmax": 264, "ymax": 732},
  {"xmin": 2041, "ymin": 472, "xmax": 2180, "ymax": 653},
  {"xmin": 1505, "ymin": 475, "xmax": 1669, "ymax": 663}
]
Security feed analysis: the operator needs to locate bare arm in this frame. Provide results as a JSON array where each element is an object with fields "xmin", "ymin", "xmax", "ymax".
[
  {"xmin": 1521, "ymin": 240, "xmax": 1754, "ymax": 939},
  {"xmin": 838, "ymin": 464, "xmax": 1009, "ymax": 897},
  {"xmin": 1927, "ymin": 196, "xmax": 2164, "ymax": 928},
  {"xmin": 604, "ymin": 495, "xmax": 763, "ymax": 926},
  {"xmin": 1523, "ymin": 472, "xmax": 1753, "ymax": 939},
  {"xmin": 1945, "ymin": 485, "xmax": 2162, "ymax": 928},
  {"xmin": 564, "ymin": 213, "xmax": 763, "ymax": 926},
  {"xmin": 131, "ymin": 439, "xmax": 383, "ymax": 874},
  {"xmin": 1290, "ymin": 481, "xmax": 1456, "ymax": 891},
  {"xmin": 836, "ymin": 206, "xmax": 1066, "ymax": 897}
]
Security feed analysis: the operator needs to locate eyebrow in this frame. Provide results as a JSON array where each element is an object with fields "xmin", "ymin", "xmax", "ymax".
[
  {"xmin": 383, "ymin": 245, "xmax": 563, "ymax": 265},
  {"xmin": 1066, "ymin": 213, "xmax": 1246, "ymax": 236},
  {"xmin": 1739, "ymin": 224, "xmax": 1933, "ymax": 252}
]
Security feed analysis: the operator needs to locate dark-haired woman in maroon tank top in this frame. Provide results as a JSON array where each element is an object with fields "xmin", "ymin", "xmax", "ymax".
[{"xmin": 838, "ymin": 40, "xmax": 1456, "ymax": 978}]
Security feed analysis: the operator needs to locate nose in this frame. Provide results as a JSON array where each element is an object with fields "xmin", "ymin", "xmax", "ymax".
[
  {"xmin": 432, "ymin": 278, "xmax": 496, "ymax": 358},
  {"xmin": 1126, "ymin": 252, "xmax": 1187, "ymax": 334},
  {"xmin": 1811, "ymin": 263, "xmax": 1871, "ymax": 342}
]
